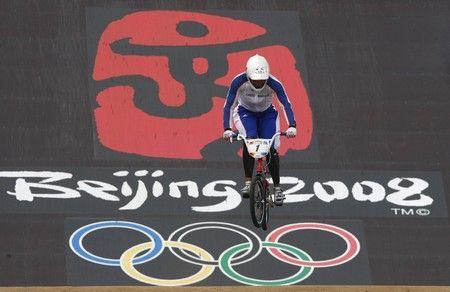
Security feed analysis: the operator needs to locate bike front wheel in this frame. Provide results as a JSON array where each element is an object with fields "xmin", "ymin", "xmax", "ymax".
[
  {"xmin": 261, "ymin": 180, "xmax": 270, "ymax": 230},
  {"xmin": 249, "ymin": 174, "xmax": 267, "ymax": 228}
]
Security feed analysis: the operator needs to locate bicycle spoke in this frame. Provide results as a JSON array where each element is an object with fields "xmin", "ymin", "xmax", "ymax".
[{"xmin": 250, "ymin": 176, "xmax": 266, "ymax": 228}]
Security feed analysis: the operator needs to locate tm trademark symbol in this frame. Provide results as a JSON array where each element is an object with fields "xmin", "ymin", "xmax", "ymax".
[{"xmin": 391, "ymin": 208, "xmax": 430, "ymax": 216}]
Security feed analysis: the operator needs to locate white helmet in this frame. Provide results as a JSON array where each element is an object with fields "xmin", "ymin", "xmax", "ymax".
[{"xmin": 246, "ymin": 54, "xmax": 270, "ymax": 80}]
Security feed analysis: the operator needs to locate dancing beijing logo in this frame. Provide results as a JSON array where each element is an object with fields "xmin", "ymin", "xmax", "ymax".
[
  {"xmin": 86, "ymin": 10, "xmax": 313, "ymax": 160},
  {"xmin": 69, "ymin": 221, "xmax": 360, "ymax": 286}
]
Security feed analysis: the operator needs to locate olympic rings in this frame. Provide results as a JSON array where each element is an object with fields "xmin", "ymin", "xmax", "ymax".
[
  {"xmin": 266, "ymin": 223, "xmax": 360, "ymax": 267},
  {"xmin": 168, "ymin": 221, "xmax": 261, "ymax": 266},
  {"xmin": 69, "ymin": 221, "xmax": 163, "ymax": 266},
  {"xmin": 69, "ymin": 221, "xmax": 361, "ymax": 286},
  {"xmin": 219, "ymin": 242, "xmax": 313, "ymax": 286},
  {"xmin": 121, "ymin": 241, "xmax": 215, "ymax": 286}
]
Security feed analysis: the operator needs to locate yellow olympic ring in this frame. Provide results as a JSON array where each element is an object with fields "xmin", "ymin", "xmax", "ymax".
[{"xmin": 120, "ymin": 241, "xmax": 215, "ymax": 286}]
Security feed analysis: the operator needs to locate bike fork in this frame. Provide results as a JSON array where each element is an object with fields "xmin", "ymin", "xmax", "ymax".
[
  {"xmin": 257, "ymin": 158, "xmax": 273, "ymax": 207},
  {"xmin": 256, "ymin": 158, "xmax": 264, "ymax": 174}
]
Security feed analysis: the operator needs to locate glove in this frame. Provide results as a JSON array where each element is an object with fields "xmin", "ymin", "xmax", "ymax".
[
  {"xmin": 223, "ymin": 129, "xmax": 234, "ymax": 140},
  {"xmin": 286, "ymin": 127, "xmax": 297, "ymax": 138}
]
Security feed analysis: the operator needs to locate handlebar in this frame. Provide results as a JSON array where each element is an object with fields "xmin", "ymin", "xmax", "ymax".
[{"xmin": 230, "ymin": 132, "xmax": 286, "ymax": 143}]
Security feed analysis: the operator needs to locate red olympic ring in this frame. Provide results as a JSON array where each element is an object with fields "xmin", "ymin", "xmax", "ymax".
[{"xmin": 266, "ymin": 222, "xmax": 360, "ymax": 268}]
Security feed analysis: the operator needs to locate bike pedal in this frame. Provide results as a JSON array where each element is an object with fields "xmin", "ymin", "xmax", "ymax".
[{"xmin": 274, "ymin": 201, "xmax": 283, "ymax": 207}]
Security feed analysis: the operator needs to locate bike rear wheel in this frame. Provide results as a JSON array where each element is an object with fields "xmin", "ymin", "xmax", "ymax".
[{"xmin": 249, "ymin": 174, "xmax": 266, "ymax": 228}]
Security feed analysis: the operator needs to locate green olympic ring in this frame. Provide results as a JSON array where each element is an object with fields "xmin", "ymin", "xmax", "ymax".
[{"xmin": 219, "ymin": 242, "xmax": 314, "ymax": 286}]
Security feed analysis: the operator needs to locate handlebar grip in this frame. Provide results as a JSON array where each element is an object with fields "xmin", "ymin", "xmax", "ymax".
[{"xmin": 230, "ymin": 133, "xmax": 240, "ymax": 142}]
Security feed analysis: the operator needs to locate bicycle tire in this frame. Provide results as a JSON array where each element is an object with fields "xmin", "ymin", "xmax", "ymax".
[
  {"xmin": 249, "ymin": 174, "xmax": 265, "ymax": 228},
  {"xmin": 261, "ymin": 180, "xmax": 270, "ymax": 230}
]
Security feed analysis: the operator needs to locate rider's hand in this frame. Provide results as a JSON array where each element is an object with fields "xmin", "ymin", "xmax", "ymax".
[
  {"xmin": 223, "ymin": 129, "xmax": 234, "ymax": 140},
  {"xmin": 286, "ymin": 126, "xmax": 297, "ymax": 138}
]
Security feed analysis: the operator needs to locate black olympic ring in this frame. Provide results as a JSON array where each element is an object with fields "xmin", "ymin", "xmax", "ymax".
[{"xmin": 167, "ymin": 221, "xmax": 262, "ymax": 266}]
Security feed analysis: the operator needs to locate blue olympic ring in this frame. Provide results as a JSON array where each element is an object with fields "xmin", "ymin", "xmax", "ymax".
[{"xmin": 69, "ymin": 221, "xmax": 164, "ymax": 266}]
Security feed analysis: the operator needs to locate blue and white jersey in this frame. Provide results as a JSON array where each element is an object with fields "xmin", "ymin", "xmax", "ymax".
[{"xmin": 223, "ymin": 72, "xmax": 296, "ymax": 130}]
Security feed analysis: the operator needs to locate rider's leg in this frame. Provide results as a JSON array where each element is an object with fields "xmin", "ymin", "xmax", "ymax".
[
  {"xmin": 233, "ymin": 106, "xmax": 258, "ymax": 196},
  {"xmin": 243, "ymin": 144, "xmax": 255, "ymax": 179},
  {"xmin": 259, "ymin": 105, "xmax": 281, "ymax": 186},
  {"xmin": 259, "ymin": 106, "xmax": 284, "ymax": 205},
  {"xmin": 266, "ymin": 147, "xmax": 284, "ymax": 205},
  {"xmin": 241, "ymin": 144, "xmax": 254, "ymax": 197},
  {"xmin": 266, "ymin": 147, "xmax": 280, "ymax": 186},
  {"xmin": 257, "ymin": 105, "xmax": 279, "ymax": 144},
  {"xmin": 269, "ymin": 148, "xmax": 284, "ymax": 205}
]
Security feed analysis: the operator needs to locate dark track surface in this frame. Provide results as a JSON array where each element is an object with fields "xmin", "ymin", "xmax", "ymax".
[{"xmin": 0, "ymin": 0, "xmax": 449, "ymax": 287}]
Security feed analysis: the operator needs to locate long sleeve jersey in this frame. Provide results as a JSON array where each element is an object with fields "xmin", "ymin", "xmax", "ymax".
[{"xmin": 223, "ymin": 72, "xmax": 296, "ymax": 130}]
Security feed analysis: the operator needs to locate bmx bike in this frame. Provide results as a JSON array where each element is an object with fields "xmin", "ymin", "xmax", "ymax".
[{"xmin": 231, "ymin": 132, "xmax": 285, "ymax": 230}]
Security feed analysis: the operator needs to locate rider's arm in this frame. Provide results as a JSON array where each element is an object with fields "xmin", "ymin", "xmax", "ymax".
[
  {"xmin": 223, "ymin": 73, "xmax": 247, "ymax": 130},
  {"xmin": 267, "ymin": 76, "xmax": 297, "ymax": 127}
]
